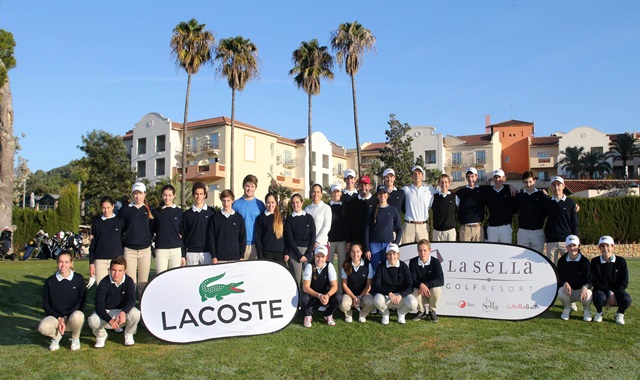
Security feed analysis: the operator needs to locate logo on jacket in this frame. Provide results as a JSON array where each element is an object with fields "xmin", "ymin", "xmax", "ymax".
[{"xmin": 199, "ymin": 273, "xmax": 245, "ymax": 302}]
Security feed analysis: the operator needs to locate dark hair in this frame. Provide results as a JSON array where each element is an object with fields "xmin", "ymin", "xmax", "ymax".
[
  {"xmin": 110, "ymin": 256, "xmax": 127, "ymax": 269},
  {"xmin": 161, "ymin": 184, "xmax": 176, "ymax": 194},
  {"xmin": 100, "ymin": 195, "xmax": 115, "ymax": 206},
  {"xmin": 243, "ymin": 174, "xmax": 258, "ymax": 187},
  {"xmin": 522, "ymin": 171, "xmax": 537, "ymax": 181},
  {"xmin": 343, "ymin": 243, "xmax": 365, "ymax": 276},
  {"xmin": 192, "ymin": 182, "xmax": 207, "ymax": 197},
  {"xmin": 311, "ymin": 183, "xmax": 323, "ymax": 193},
  {"xmin": 220, "ymin": 189, "xmax": 235, "ymax": 201},
  {"xmin": 57, "ymin": 250, "xmax": 73, "ymax": 262},
  {"xmin": 291, "ymin": 193, "xmax": 303, "ymax": 203}
]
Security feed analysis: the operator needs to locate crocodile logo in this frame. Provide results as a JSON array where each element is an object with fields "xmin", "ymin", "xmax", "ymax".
[{"xmin": 199, "ymin": 273, "xmax": 245, "ymax": 302}]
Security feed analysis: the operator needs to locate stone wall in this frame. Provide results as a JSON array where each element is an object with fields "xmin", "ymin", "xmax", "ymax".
[{"xmin": 577, "ymin": 244, "xmax": 640, "ymax": 259}]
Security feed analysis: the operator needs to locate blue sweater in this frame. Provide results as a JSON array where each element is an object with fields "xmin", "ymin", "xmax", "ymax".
[
  {"xmin": 95, "ymin": 274, "xmax": 136, "ymax": 323},
  {"xmin": 181, "ymin": 207, "xmax": 215, "ymax": 255},
  {"xmin": 232, "ymin": 197, "xmax": 266, "ymax": 245},
  {"xmin": 152, "ymin": 206, "xmax": 183, "ymax": 249},
  {"xmin": 208, "ymin": 211, "xmax": 246, "ymax": 261},
  {"xmin": 119, "ymin": 204, "xmax": 153, "ymax": 249},
  {"xmin": 42, "ymin": 272, "xmax": 86, "ymax": 318},
  {"xmin": 364, "ymin": 205, "xmax": 402, "ymax": 252},
  {"xmin": 89, "ymin": 215, "xmax": 124, "ymax": 263}
]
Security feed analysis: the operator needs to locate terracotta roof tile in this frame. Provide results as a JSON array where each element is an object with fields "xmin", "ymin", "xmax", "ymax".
[
  {"xmin": 563, "ymin": 179, "xmax": 639, "ymax": 194},
  {"xmin": 487, "ymin": 119, "xmax": 533, "ymax": 128},
  {"xmin": 362, "ymin": 142, "xmax": 387, "ymax": 151},
  {"xmin": 531, "ymin": 136, "xmax": 559, "ymax": 146},
  {"xmin": 454, "ymin": 134, "xmax": 493, "ymax": 146}
]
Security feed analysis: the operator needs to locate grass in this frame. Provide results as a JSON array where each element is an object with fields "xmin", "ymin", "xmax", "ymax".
[{"xmin": 0, "ymin": 259, "xmax": 638, "ymax": 380}]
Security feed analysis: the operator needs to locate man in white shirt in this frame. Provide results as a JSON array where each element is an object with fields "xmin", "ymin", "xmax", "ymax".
[{"xmin": 401, "ymin": 166, "xmax": 438, "ymax": 244}]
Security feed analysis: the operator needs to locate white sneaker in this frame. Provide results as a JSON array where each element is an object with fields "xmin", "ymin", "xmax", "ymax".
[
  {"xmin": 324, "ymin": 315, "xmax": 336, "ymax": 326},
  {"xmin": 583, "ymin": 310, "xmax": 592, "ymax": 322},
  {"xmin": 124, "ymin": 334, "xmax": 135, "ymax": 346},
  {"xmin": 398, "ymin": 312, "xmax": 406, "ymax": 324},
  {"xmin": 344, "ymin": 316, "xmax": 353, "ymax": 323},
  {"xmin": 570, "ymin": 302, "xmax": 578, "ymax": 312},
  {"xmin": 303, "ymin": 316, "xmax": 312, "ymax": 328},
  {"xmin": 561, "ymin": 308, "xmax": 571, "ymax": 321},
  {"xmin": 358, "ymin": 316, "xmax": 367, "ymax": 323},
  {"xmin": 70, "ymin": 338, "xmax": 81, "ymax": 351},
  {"xmin": 94, "ymin": 334, "xmax": 107, "ymax": 348},
  {"xmin": 615, "ymin": 313, "xmax": 625, "ymax": 325},
  {"xmin": 49, "ymin": 336, "xmax": 61, "ymax": 351},
  {"xmin": 594, "ymin": 312, "xmax": 603, "ymax": 323},
  {"xmin": 381, "ymin": 309, "xmax": 390, "ymax": 325}
]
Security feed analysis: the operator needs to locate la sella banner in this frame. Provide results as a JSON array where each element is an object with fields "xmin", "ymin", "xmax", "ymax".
[
  {"xmin": 400, "ymin": 242, "xmax": 558, "ymax": 320},
  {"xmin": 141, "ymin": 260, "xmax": 299, "ymax": 343}
]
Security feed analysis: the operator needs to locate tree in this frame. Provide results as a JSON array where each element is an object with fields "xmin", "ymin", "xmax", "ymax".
[
  {"xmin": 77, "ymin": 130, "xmax": 136, "ymax": 223},
  {"xmin": 170, "ymin": 18, "xmax": 214, "ymax": 207},
  {"xmin": 215, "ymin": 36, "xmax": 259, "ymax": 193},
  {"xmin": 57, "ymin": 183, "xmax": 81, "ymax": 233},
  {"xmin": 362, "ymin": 157, "xmax": 383, "ymax": 187},
  {"xmin": 378, "ymin": 114, "xmax": 414, "ymax": 187},
  {"xmin": 331, "ymin": 21, "xmax": 376, "ymax": 177},
  {"xmin": 289, "ymin": 39, "xmax": 334, "ymax": 193},
  {"xmin": 155, "ymin": 176, "xmax": 193, "ymax": 208},
  {"xmin": 580, "ymin": 151, "xmax": 612, "ymax": 179},
  {"xmin": 558, "ymin": 146, "xmax": 585, "ymax": 179},
  {"xmin": 609, "ymin": 132, "xmax": 640, "ymax": 179},
  {"xmin": 0, "ymin": 29, "xmax": 16, "ymax": 229}
]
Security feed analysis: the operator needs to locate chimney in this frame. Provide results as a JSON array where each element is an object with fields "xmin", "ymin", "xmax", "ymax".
[{"xmin": 485, "ymin": 114, "xmax": 491, "ymax": 134}]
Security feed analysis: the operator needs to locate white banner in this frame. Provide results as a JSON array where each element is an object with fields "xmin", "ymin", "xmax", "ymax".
[
  {"xmin": 400, "ymin": 242, "xmax": 558, "ymax": 320},
  {"xmin": 141, "ymin": 261, "xmax": 299, "ymax": 343}
]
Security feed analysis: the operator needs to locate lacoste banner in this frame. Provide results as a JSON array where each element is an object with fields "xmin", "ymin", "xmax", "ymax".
[
  {"xmin": 400, "ymin": 242, "xmax": 558, "ymax": 320},
  {"xmin": 141, "ymin": 260, "xmax": 299, "ymax": 343}
]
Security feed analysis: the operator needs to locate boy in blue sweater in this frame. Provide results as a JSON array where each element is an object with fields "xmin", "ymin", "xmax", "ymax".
[{"xmin": 233, "ymin": 174, "xmax": 266, "ymax": 260}]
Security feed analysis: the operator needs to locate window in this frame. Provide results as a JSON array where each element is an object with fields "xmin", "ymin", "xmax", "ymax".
[
  {"xmin": 322, "ymin": 154, "xmax": 329, "ymax": 169},
  {"xmin": 208, "ymin": 184, "xmax": 219, "ymax": 191},
  {"xmin": 538, "ymin": 171, "xmax": 549, "ymax": 181},
  {"xmin": 322, "ymin": 174, "xmax": 329, "ymax": 187},
  {"xmin": 311, "ymin": 171, "xmax": 317, "ymax": 184},
  {"xmin": 156, "ymin": 135, "xmax": 165, "ymax": 152},
  {"xmin": 156, "ymin": 158, "xmax": 165, "ymax": 176},
  {"xmin": 475, "ymin": 150, "xmax": 486, "ymax": 164},
  {"xmin": 270, "ymin": 143, "xmax": 275, "ymax": 156},
  {"xmin": 505, "ymin": 156, "xmax": 510, "ymax": 163},
  {"xmin": 270, "ymin": 165, "xmax": 274, "ymax": 174},
  {"xmin": 452, "ymin": 171, "xmax": 463, "ymax": 182},
  {"xmin": 208, "ymin": 133, "xmax": 219, "ymax": 149},
  {"xmin": 424, "ymin": 150, "xmax": 437, "ymax": 164},
  {"xmin": 186, "ymin": 137, "xmax": 197, "ymax": 154},
  {"xmin": 137, "ymin": 161, "xmax": 146, "ymax": 177},
  {"xmin": 537, "ymin": 152, "xmax": 550, "ymax": 163},
  {"xmin": 478, "ymin": 170, "xmax": 487, "ymax": 182},
  {"xmin": 451, "ymin": 152, "xmax": 462, "ymax": 165},
  {"xmin": 337, "ymin": 162, "xmax": 344, "ymax": 174},
  {"xmin": 127, "ymin": 145, "xmax": 132, "ymax": 159},
  {"xmin": 244, "ymin": 136, "xmax": 255, "ymax": 161},
  {"xmin": 137, "ymin": 138, "xmax": 146, "ymax": 155},
  {"xmin": 311, "ymin": 152, "xmax": 316, "ymax": 166},
  {"xmin": 591, "ymin": 147, "xmax": 604, "ymax": 154}
]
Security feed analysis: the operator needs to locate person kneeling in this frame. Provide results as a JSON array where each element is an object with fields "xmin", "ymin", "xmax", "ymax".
[
  {"xmin": 88, "ymin": 256, "xmax": 141, "ymax": 347},
  {"xmin": 374, "ymin": 244, "xmax": 417, "ymax": 325},
  {"xmin": 339, "ymin": 243, "xmax": 375, "ymax": 323},
  {"xmin": 591, "ymin": 236, "xmax": 632, "ymax": 325},
  {"xmin": 38, "ymin": 251, "xmax": 86, "ymax": 351},
  {"xmin": 300, "ymin": 246, "xmax": 339, "ymax": 327},
  {"xmin": 409, "ymin": 239, "xmax": 444, "ymax": 322},
  {"xmin": 556, "ymin": 235, "xmax": 592, "ymax": 321}
]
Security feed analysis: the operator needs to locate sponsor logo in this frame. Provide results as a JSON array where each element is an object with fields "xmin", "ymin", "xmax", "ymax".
[
  {"xmin": 482, "ymin": 297, "xmax": 499, "ymax": 312},
  {"xmin": 199, "ymin": 273, "xmax": 245, "ymax": 302},
  {"xmin": 507, "ymin": 303, "xmax": 540, "ymax": 310}
]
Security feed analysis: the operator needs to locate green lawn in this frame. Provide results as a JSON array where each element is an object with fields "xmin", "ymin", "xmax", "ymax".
[{"xmin": 0, "ymin": 259, "xmax": 638, "ymax": 380}]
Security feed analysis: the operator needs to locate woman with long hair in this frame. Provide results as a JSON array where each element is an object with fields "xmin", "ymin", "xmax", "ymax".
[
  {"xmin": 339, "ymin": 243, "xmax": 375, "ymax": 323},
  {"xmin": 284, "ymin": 193, "xmax": 316, "ymax": 290},
  {"xmin": 255, "ymin": 192, "xmax": 286, "ymax": 264},
  {"xmin": 152, "ymin": 184, "xmax": 183, "ymax": 273},
  {"xmin": 300, "ymin": 246, "xmax": 339, "ymax": 327},
  {"xmin": 364, "ymin": 185, "xmax": 402, "ymax": 272}
]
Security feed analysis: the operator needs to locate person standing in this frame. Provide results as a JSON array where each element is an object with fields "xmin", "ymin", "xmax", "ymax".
[
  {"xmin": 515, "ymin": 171, "xmax": 547, "ymax": 253},
  {"xmin": 401, "ymin": 166, "xmax": 437, "ymax": 244},
  {"xmin": 328, "ymin": 183, "xmax": 347, "ymax": 285},
  {"xmin": 430, "ymin": 174, "xmax": 459, "ymax": 242},
  {"xmin": 233, "ymin": 174, "xmax": 266, "ymax": 260},
  {"xmin": 89, "ymin": 196, "xmax": 125, "ymax": 284},
  {"xmin": 381, "ymin": 168, "xmax": 405, "ymax": 212},
  {"xmin": 152, "ymin": 185, "xmax": 183, "ymax": 273},
  {"xmin": 591, "ymin": 236, "xmax": 632, "ymax": 325},
  {"xmin": 364, "ymin": 185, "xmax": 403, "ymax": 271},
  {"xmin": 119, "ymin": 182, "xmax": 153, "ymax": 296},
  {"xmin": 284, "ymin": 193, "xmax": 316, "ymax": 290},
  {"xmin": 485, "ymin": 169, "xmax": 516, "ymax": 244},
  {"xmin": 254, "ymin": 192, "xmax": 285, "ymax": 264},
  {"xmin": 456, "ymin": 167, "xmax": 486, "ymax": 242},
  {"xmin": 305, "ymin": 183, "xmax": 332, "ymax": 253},
  {"xmin": 544, "ymin": 176, "xmax": 578, "ymax": 265},
  {"xmin": 38, "ymin": 251, "xmax": 86, "ymax": 351},
  {"xmin": 344, "ymin": 176, "xmax": 376, "ymax": 252},
  {"xmin": 342, "ymin": 169, "xmax": 358, "ymax": 203},
  {"xmin": 182, "ymin": 182, "xmax": 215, "ymax": 266},
  {"xmin": 556, "ymin": 235, "xmax": 593, "ymax": 322},
  {"xmin": 208, "ymin": 189, "xmax": 246, "ymax": 264}
]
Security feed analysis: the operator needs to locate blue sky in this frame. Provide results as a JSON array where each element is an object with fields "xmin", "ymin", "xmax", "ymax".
[{"xmin": 3, "ymin": 1, "xmax": 639, "ymax": 171}]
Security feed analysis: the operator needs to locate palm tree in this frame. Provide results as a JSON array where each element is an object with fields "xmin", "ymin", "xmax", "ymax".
[
  {"xmin": 289, "ymin": 39, "xmax": 334, "ymax": 193},
  {"xmin": 331, "ymin": 21, "xmax": 376, "ymax": 177},
  {"xmin": 580, "ymin": 151, "xmax": 612, "ymax": 179},
  {"xmin": 558, "ymin": 146, "xmax": 585, "ymax": 179},
  {"xmin": 609, "ymin": 132, "xmax": 640, "ymax": 179},
  {"xmin": 215, "ymin": 36, "xmax": 259, "ymax": 193},
  {"xmin": 0, "ymin": 29, "xmax": 16, "ymax": 229},
  {"xmin": 170, "ymin": 18, "xmax": 214, "ymax": 207}
]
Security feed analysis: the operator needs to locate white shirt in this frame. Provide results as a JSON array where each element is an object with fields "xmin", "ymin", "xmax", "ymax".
[
  {"xmin": 303, "ymin": 262, "xmax": 337, "ymax": 282},
  {"xmin": 192, "ymin": 203, "xmax": 209, "ymax": 212},
  {"xmin": 417, "ymin": 256, "xmax": 433, "ymax": 267},
  {"xmin": 340, "ymin": 262, "xmax": 374, "ymax": 279},
  {"xmin": 566, "ymin": 253, "xmax": 582, "ymax": 262},
  {"xmin": 55, "ymin": 270, "xmax": 75, "ymax": 282},
  {"xmin": 599, "ymin": 254, "xmax": 616, "ymax": 264},
  {"xmin": 291, "ymin": 210, "xmax": 306, "ymax": 217},
  {"xmin": 162, "ymin": 204, "xmax": 178, "ymax": 209},
  {"xmin": 385, "ymin": 260, "xmax": 400, "ymax": 268},
  {"xmin": 109, "ymin": 274, "xmax": 126, "ymax": 287},
  {"xmin": 221, "ymin": 209, "xmax": 235, "ymax": 218},
  {"xmin": 305, "ymin": 201, "xmax": 332, "ymax": 246},
  {"xmin": 551, "ymin": 194, "xmax": 567, "ymax": 202},
  {"xmin": 101, "ymin": 214, "xmax": 116, "ymax": 221},
  {"xmin": 429, "ymin": 191, "xmax": 460, "ymax": 208},
  {"xmin": 402, "ymin": 184, "xmax": 438, "ymax": 222}
]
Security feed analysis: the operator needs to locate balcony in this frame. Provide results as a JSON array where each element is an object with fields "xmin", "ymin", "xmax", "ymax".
[
  {"xmin": 471, "ymin": 157, "xmax": 487, "ymax": 167},
  {"xmin": 201, "ymin": 143, "xmax": 220, "ymax": 157},
  {"xmin": 277, "ymin": 174, "xmax": 304, "ymax": 192},
  {"xmin": 283, "ymin": 158, "xmax": 296, "ymax": 169},
  {"xmin": 447, "ymin": 159, "xmax": 463, "ymax": 168},
  {"xmin": 530, "ymin": 156, "xmax": 555, "ymax": 169},
  {"xmin": 174, "ymin": 163, "xmax": 226, "ymax": 181}
]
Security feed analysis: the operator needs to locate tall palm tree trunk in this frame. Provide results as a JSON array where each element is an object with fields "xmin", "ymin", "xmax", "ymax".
[
  {"xmin": 308, "ymin": 93, "xmax": 313, "ymax": 195},
  {"xmin": 230, "ymin": 88, "xmax": 236, "ymax": 193},
  {"xmin": 0, "ymin": 61, "xmax": 15, "ymax": 229},
  {"xmin": 180, "ymin": 73, "xmax": 192, "ymax": 208},
  {"xmin": 350, "ymin": 74, "xmax": 361, "ymax": 176}
]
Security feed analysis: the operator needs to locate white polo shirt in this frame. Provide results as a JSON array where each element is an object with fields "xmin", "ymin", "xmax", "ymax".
[{"xmin": 402, "ymin": 184, "xmax": 438, "ymax": 222}]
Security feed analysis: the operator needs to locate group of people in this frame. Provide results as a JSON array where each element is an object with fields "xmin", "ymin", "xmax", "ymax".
[{"xmin": 37, "ymin": 165, "xmax": 631, "ymax": 350}]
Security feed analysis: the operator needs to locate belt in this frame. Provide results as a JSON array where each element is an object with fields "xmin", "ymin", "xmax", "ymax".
[
  {"xmin": 464, "ymin": 223, "xmax": 481, "ymax": 227},
  {"xmin": 405, "ymin": 220, "xmax": 427, "ymax": 225}
]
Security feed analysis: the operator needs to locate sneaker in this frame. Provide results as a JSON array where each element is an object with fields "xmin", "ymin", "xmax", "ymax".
[
  {"xmin": 303, "ymin": 316, "xmax": 312, "ymax": 328},
  {"xmin": 358, "ymin": 316, "xmax": 367, "ymax": 323},
  {"xmin": 615, "ymin": 313, "xmax": 625, "ymax": 325},
  {"xmin": 318, "ymin": 306, "xmax": 327, "ymax": 312},
  {"xmin": 398, "ymin": 312, "xmax": 406, "ymax": 324},
  {"xmin": 571, "ymin": 302, "xmax": 578, "ymax": 312},
  {"xmin": 594, "ymin": 312, "xmax": 603, "ymax": 323},
  {"xmin": 124, "ymin": 334, "xmax": 135, "ymax": 346},
  {"xmin": 583, "ymin": 310, "xmax": 592, "ymax": 322},
  {"xmin": 324, "ymin": 316, "xmax": 336, "ymax": 326},
  {"xmin": 49, "ymin": 336, "xmax": 61, "ymax": 351},
  {"xmin": 561, "ymin": 308, "xmax": 571, "ymax": 321},
  {"xmin": 70, "ymin": 338, "xmax": 81, "ymax": 351},
  {"xmin": 412, "ymin": 311, "xmax": 427, "ymax": 322},
  {"xmin": 381, "ymin": 309, "xmax": 390, "ymax": 325},
  {"xmin": 94, "ymin": 334, "xmax": 108, "ymax": 348},
  {"xmin": 428, "ymin": 310, "xmax": 439, "ymax": 323},
  {"xmin": 370, "ymin": 309, "xmax": 378, "ymax": 315},
  {"xmin": 344, "ymin": 316, "xmax": 353, "ymax": 323}
]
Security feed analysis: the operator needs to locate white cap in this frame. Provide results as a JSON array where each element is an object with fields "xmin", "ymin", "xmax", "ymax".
[
  {"xmin": 551, "ymin": 176, "xmax": 565, "ymax": 185},
  {"xmin": 465, "ymin": 167, "xmax": 478, "ymax": 175},
  {"xmin": 344, "ymin": 169, "xmax": 356, "ymax": 179},
  {"xmin": 411, "ymin": 165, "xmax": 425, "ymax": 175},
  {"xmin": 492, "ymin": 169, "xmax": 505, "ymax": 177},
  {"xmin": 386, "ymin": 243, "xmax": 400, "ymax": 254},
  {"xmin": 314, "ymin": 245, "xmax": 328, "ymax": 256},
  {"xmin": 383, "ymin": 168, "xmax": 395, "ymax": 177},
  {"xmin": 131, "ymin": 182, "xmax": 146, "ymax": 194},
  {"xmin": 565, "ymin": 235, "xmax": 580, "ymax": 246},
  {"xmin": 598, "ymin": 236, "xmax": 614, "ymax": 246},
  {"xmin": 330, "ymin": 183, "xmax": 342, "ymax": 192}
]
